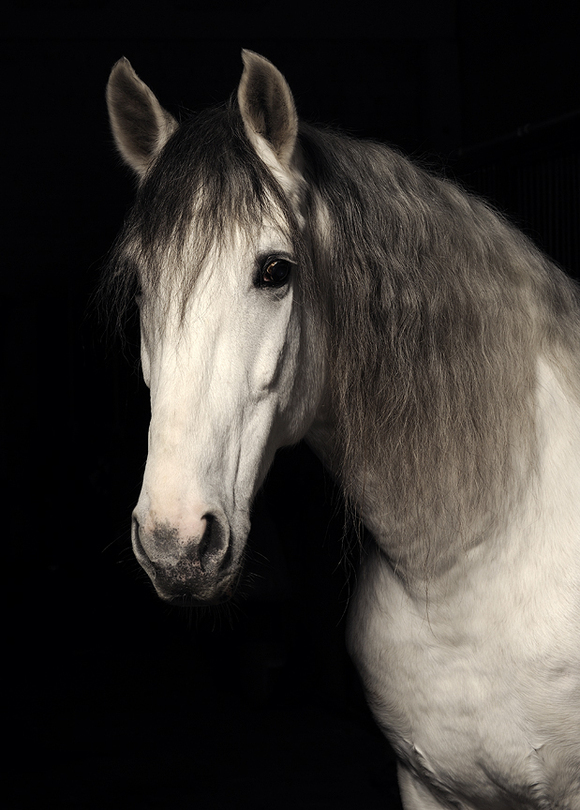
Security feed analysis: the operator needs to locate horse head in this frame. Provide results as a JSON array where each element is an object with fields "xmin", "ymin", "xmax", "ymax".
[{"xmin": 107, "ymin": 52, "xmax": 325, "ymax": 604}]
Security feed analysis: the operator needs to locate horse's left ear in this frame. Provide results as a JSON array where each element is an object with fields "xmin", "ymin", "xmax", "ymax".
[
  {"xmin": 106, "ymin": 57, "xmax": 178, "ymax": 179},
  {"xmin": 237, "ymin": 50, "xmax": 299, "ymax": 179}
]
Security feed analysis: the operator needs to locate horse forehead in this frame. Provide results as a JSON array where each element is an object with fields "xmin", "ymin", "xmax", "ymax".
[
  {"xmin": 167, "ymin": 215, "xmax": 293, "ymax": 278},
  {"xmin": 200, "ymin": 216, "xmax": 294, "ymax": 259}
]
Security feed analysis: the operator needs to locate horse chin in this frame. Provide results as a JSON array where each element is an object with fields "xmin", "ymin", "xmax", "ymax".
[
  {"xmin": 145, "ymin": 564, "xmax": 242, "ymax": 607},
  {"xmin": 157, "ymin": 589, "xmax": 234, "ymax": 607},
  {"xmin": 148, "ymin": 572, "xmax": 239, "ymax": 606}
]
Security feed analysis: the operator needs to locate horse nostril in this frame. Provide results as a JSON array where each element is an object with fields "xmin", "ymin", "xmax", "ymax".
[
  {"xmin": 197, "ymin": 514, "xmax": 229, "ymax": 573},
  {"xmin": 132, "ymin": 515, "xmax": 146, "ymax": 558},
  {"xmin": 131, "ymin": 510, "xmax": 231, "ymax": 580}
]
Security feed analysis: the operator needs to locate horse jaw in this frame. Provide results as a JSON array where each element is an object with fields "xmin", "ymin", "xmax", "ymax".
[
  {"xmin": 237, "ymin": 50, "xmax": 303, "ymax": 197},
  {"xmin": 106, "ymin": 57, "xmax": 178, "ymax": 179}
]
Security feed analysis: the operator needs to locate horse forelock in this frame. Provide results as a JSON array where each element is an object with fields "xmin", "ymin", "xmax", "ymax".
[
  {"xmin": 104, "ymin": 100, "xmax": 303, "ymax": 328},
  {"xmin": 297, "ymin": 123, "xmax": 580, "ymax": 565}
]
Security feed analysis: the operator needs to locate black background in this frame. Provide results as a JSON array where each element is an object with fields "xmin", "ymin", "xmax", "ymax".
[{"xmin": 4, "ymin": 2, "xmax": 579, "ymax": 808}]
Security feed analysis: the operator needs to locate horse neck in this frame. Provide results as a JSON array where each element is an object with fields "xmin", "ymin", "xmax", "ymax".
[{"xmin": 307, "ymin": 353, "xmax": 580, "ymax": 590}]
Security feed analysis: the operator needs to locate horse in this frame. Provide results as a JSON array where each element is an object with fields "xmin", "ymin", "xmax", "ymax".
[{"xmin": 105, "ymin": 51, "xmax": 580, "ymax": 808}]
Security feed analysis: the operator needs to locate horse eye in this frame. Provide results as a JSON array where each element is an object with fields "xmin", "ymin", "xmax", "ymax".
[{"xmin": 258, "ymin": 258, "xmax": 293, "ymax": 288}]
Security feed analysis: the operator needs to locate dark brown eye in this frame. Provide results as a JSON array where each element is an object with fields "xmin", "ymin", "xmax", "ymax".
[{"xmin": 258, "ymin": 258, "xmax": 293, "ymax": 288}]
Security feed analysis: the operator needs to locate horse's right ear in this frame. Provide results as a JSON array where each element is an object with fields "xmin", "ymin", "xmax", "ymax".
[{"xmin": 106, "ymin": 57, "xmax": 178, "ymax": 179}]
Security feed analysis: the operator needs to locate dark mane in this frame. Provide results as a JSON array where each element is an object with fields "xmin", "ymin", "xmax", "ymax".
[{"xmin": 295, "ymin": 123, "xmax": 580, "ymax": 571}]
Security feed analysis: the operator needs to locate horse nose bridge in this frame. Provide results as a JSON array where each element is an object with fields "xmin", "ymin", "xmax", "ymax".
[
  {"xmin": 147, "ymin": 387, "xmax": 198, "ymax": 451},
  {"xmin": 142, "ymin": 402, "xmax": 212, "ymax": 497},
  {"xmin": 149, "ymin": 319, "xmax": 224, "ymax": 402},
  {"xmin": 145, "ymin": 371, "xmax": 232, "ymax": 465}
]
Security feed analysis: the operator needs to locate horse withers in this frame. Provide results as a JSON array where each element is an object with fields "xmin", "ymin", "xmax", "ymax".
[{"xmin": 105, "ymin": 51, "xmax": 580, "ymax": 808}]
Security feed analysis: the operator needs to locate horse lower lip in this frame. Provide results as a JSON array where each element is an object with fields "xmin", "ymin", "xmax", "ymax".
[
  {"xmin": 154, "ymin": 569, "xmax": 239, "ymax": 605},
  {"xmin": 160, "ymin": 592, "xmax": 232, "ymax": 607}
]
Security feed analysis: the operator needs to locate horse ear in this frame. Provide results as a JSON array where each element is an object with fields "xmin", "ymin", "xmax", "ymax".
[
  {"xmin": 237, "ymin": 50, "xmax": 299, "ymax": 177},
  {"xmin": 106, "ymin": 57, "xmax": 178, "ymax": 179}
]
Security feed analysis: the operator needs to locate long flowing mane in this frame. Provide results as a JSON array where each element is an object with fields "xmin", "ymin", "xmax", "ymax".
[
  {"xmin": 106, "ymin": 99, "xmax": 580, "ymax": 572},
  {"xmin": 297, "ymin": 123, "xmax": 580, "ymax": 571}
]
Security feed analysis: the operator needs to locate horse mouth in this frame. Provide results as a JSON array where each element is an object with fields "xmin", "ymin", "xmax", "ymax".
[
  {"xmin": 158, "ymin": 590, "xmax": 233, "ymax": 607},
  {"xmin": 144, "ymin": 563, "xmax": 241, "ymax": 606},
  {"xmin": 154, "ymin": 572, "xmax": 240, "ymax": 606}
]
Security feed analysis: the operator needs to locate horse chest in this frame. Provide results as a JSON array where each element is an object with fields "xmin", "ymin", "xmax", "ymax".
[{"xmin": 346, "ymin": 544, "xmax": 580, "ymax": 807}]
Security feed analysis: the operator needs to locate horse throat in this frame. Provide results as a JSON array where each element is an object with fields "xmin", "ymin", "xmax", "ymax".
[{"xmin": 306, "ymin": 399, "xmax": 534, "ymax": 586}]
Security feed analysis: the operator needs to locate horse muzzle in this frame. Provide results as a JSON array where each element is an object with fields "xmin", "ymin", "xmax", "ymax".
[{"xmin": 131, "ymin": 510, "xmax": 237, "ymax": 604}]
